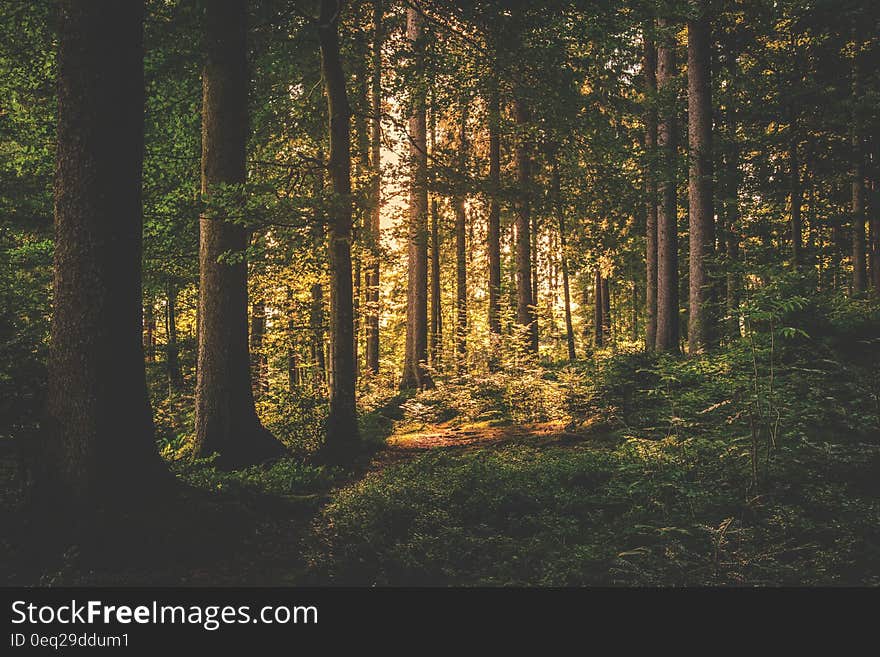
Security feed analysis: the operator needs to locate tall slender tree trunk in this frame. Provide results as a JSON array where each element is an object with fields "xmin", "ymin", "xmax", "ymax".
[
  {"xmin": 593, "ymin": 269, "xmax": 603, "ymax": 348},
  {"xmin": 513, "ymin": 96, "xmax": 538, "ymax": 353},
  {"xmin": 194, "ymin": 0, "xmax": 282, "ymax": 466},
  {"xmin": 687, "ymin": 0, "xmax": 714, "ymax": 354},
  {"xmin": 655, "ymin": 17, "xmax": 680, "ymax": 353},
  {"xmin": 144, "ymin": 296, "xmax": 156, "ymax": 363},
  {"xmin": 43, "ymin": 0, "xmax": 166, "ymax": 513},
  {"xmin": 551, "ymin": 158, "xmax": 576, "ymax": 362},
  {"xmin": 722, "ymin": 29, "xmax": 741, "ymax": 340},
  {"xmin": 644, "ymin": 28, "xmax": 659, "ymax": 351},
  {"xmin": 166, "ymin": 282, "xmax": 182, "ymax": 388},
  {"xmin": 487, "ymin": 80, "xmax": 502, "ymax": 341},
  {"xmin": 365, "ymin": 0, "xmax": 382, "ymax": 374},
  {"xmin": 789, "ymin": 129, "xmax": 803, "ymax": 267},
  {"xmin": 428, "ymin": 76, "xmax": 442, "ymax": 367},
  {"xmin": 851, "ymin": 35, "xmax": 866, "ymax": 294},
  {"xmin": 454, "ymin": 100, "xmax": 468, "ymax": 370},
  {"xmin": 318, "ymin": 0, "xmax": 359, "ymax": 452},
  {"xmin": 401, "ymin": 7, "xmax": 432, "ymax": 389},
  {"xmin": 870, "ymin": 156, "xmax": 880, "ymax": 294},
  {"xmin": 602, "ymin": 277, "xmax": 612, "ymax": 344},
  {"xmin": 310, "ymin": 161, "xmax": 327, "ymax": 390},
  {"xmin": 250, "ymin": 301, "xmax": 267, "ymax": 399}
]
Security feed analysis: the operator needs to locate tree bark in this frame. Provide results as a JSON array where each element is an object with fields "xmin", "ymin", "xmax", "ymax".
[
  {"xmin": 602, "ymin": 276, "xmax": 612, "ymax": 344},
  {"xmin": 194, "ymin": 0, "xmax": 282, "ymax": 467},
  {"xmin": 513, "ymin": 96, "xmax": 538, "ymax": 353},
  {"xmin": 687, "ymin": 0, "xmax": 714, "ymax": 354},
  {"xmin": 166, "ymin": 282, "xmax": 182, "ymax": 388},
  {"xmin": 552, "ymin": 158, "xmax": 576, "ymax": 362},
  {"xmin": 454, "ymin": 100, "xmax": 468, "ymax": 370},
  {"xmin": 593, "ymin": 269, "xmax": 603, "ymax": 348},
  {"xmin": 250, "ymin": 301, "xmax": 267, "ymax": 399},
  {"xmin": 644, "ymin": 28, "xmax": 659, "ymax": 351},
  {"xmin": 311, "ymin": 154, "xmax": 327, "ymax": 390},
  {"xmin": 144, "ymin": 295, "xmax": 156, "ymax": 363},
  {"xmin": 44, "ymin": 0, "xmax": 166, "ymax": 513},
  {"xmin": 318, "ymin": 0, "xmax": 360, "ymax": 452},
  {"xmin": 365, "ymin": 0, "xmax": 382, "ymax": 375},
  {"xmin": 655, "ymin": 17, "xmax": 680, "ymax": 353},
  {"xmin": 401, "ymin": 7, "xmax": 432, "ymax": 389},
  {"xmin": 487, "ymin": 79, "xmax": 502, "ymax": 340},
  {"xmin": 851, "ymin": 36, "xmax": 866, "ymax": 294}
]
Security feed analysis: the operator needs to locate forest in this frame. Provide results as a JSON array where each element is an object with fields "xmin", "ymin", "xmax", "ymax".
[{"xmin": 1, "ymin": 0, "xmax": 879, "ymax": 587}]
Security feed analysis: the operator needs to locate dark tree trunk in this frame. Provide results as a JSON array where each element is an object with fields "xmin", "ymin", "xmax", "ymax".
[
  {"xmin": 194, "ymin": 0, "xmax": 282, "ymax": 467},
  {"xmin": 593, "ymin": 269, "xmax": 603, "ymax": 348},
  {"xmin": 250, "ymin": 301, "xmax": 267, "ymax": 399},
  {"xmin": 144, "ymin": 296, "xmax": 156, "ymax": 363},
  {"xmin": 687, "ymin": 0, "xmax": 715, "ymax": 354},
  {"xmin": 871, "ymin": 155, "xmax": 880, "ymax": 294},
  {"xmin": 851, "ymin": 38, "xmax": 866, "ymax": 294},
  {"xmin": 790, "ymin": 131, "xmax": 803, "ymax": 267},
  {"xmin": 430, "ymin": 198, "xmax": 442, "ymax": 366},
  {"xmin": 318, "ymin": 0, "xmax": 359, "ymax": 452},
  {"xmin": 655, "ymin": 17, "xmax": 679, "ymax": 353},
  {"xmin": 513, "ymin": 96, "xmax": 538, "ymax": 353},
  {"xmin": 631, "ymin": 280, "xmax": 639, "ymax": 342},
  {"xmin": 43, "ymin": 0, "xmax": 166, "ymax": 513},
  {"xmin": 454, "ymin": 100, "xmax": 468, "ymax": 370},
  {"xmin": 551, "ymin": 158, "xmax": 576, "ymax": 362},
  {"xmin": 487, "ymin": 79, "xmax": 502, "ymax": 340},
  {"xmin": 166, "ymin": 282, "xmax": 182, "ymax": 388},
  {"xmin": 365, "ymin": 0, "xmax": 382, "ymax": 375},
  {"xmin": 401, "ymin": 7, "xmax": 432, "ymax": 389},
  {"xmin": 644, "ymin": 28, "xmax": 659, "ymax": 351},
  {"xmin": 602, "ymin": 277, "xmax": 612, "ymax": 344},
  {"xmin": 429, "ymin": 78, "xmax": 442, "ymax": 367},
  {"xmin": 722, "ymin": 28, "xmax": 741, "ymax": 340},
  {"xmin": 311, "ymin": 154, "xmax": 327, "ymax": 390}
]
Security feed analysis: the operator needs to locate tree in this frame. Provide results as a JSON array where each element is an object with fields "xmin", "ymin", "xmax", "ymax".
[
  {"xmin": 655, "ymin": 16, "xmax": 680, "ymax": 353},
  {"xmin": 851, "ymin": 31, "xmax": 866, "ymax": 294},
  {"xmin": 644, "ymin": 27, "xmax": 659, "ymax": 351},
  {"xmin": 514, "ymin": 95, "xmax": 538, "ymax": 353},
  {"xmin": 551, "ymin": 154, "xmax": 576, "ymax": 362},
  {"xmin": 454, "ymin": 98, "xmax": 469, "ymax": 370},
  {"xmin": 687, "ymin": 0, "xmax": 714, "ymax": 353},
  {"xmin": 401, "ymin": 6, "xmax": 432, "ymax": 389},
  {"xmin": 487, "ymin": 74, "xmax": 503, "ymax": 340},
  {"xmin": 193, "ymin": 0, "xmax": 282, "ymax": 467},
  {"xmin": 318, "ymin": 0, "xmax": 360, "ymax": 452},
  {"xmin": 365, "ymin": 0, "xmax": 382, "ymax": 375},
  {"xmin": 42, "ymin": 0, "xmax": 166, "ymax": 512}
]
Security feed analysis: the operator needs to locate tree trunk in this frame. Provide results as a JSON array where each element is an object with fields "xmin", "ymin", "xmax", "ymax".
[
  {"xmin": 644, "ymin": 28, "xmax": 659, "ymax": 351},
  {"xmin": 428, "ymin": 77, "xmax": 442, "ymax": 367},
  {"xmin": 851, "ymin": 37, "xmax": 866, "ymax": 294},
  {"xmin": 166, "ymin": 282, "xmax": 182, "ymax": 388},
  {"xmin": 194, "ymin": 0, "xmax": 282, "ymax": 467},
  {"xmin": 487, "ymin": 79, "xmax": 502, "ymax": 340},
  {"xmin": 318, "ymin": 0, "xmax": 359, "ymax": 452},
  {"xmin": 250, "ymin": 301, "xmax": 267, "ymax": 399},
  {"xmin": 687, "ymin": 0, "xmax": 714, "ymax": 354},
  {"xmin": 655, "ymin": 17, "xmax": 680, "ymax": 353},
  {"xmin": 593, "ymin": 269, "xmax": 603, "ymax": 348},
  {"xmin": 44, "ymin": 0, "xmax": 166, "ymax": 513},
  {"xmin": 513, "ymin": 96, "xmax": 538, "ymax": 353},
  {"xmin": 401, "ymin": 7, "xmax": 432, "ymax": 389},
  {"xmin": 789, "ymin": 130, "xmax": 803, "ymax": 267},
  {"xmin": 365, "ymin": 0, "xmax": 382, "ymax": 375},
  {"xmin": 310, "ymin": 153, "xmax": 327, "ymax": 390},
  {"xmin": 144, "ymin": 296, "xmax": 156, "ymax": 363},
  {"xmin": 602, "ymin": 276, "xmax": 612, "ymax": 344},
  {"xmin": 722, "ymin": 28, "xmax": 741, "ymax": 340},
  {"xmin": 454, "ymin": 100, "xmax": 468, "ymax": 371},
  {"xmin": 551, "ymin": 158, "xmax": 576, "ymax": 362}
]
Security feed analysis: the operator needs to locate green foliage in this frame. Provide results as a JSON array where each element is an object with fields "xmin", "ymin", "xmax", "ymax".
[
  {"xmin": 173, "ymin": 455, "xmax": 336, "ymax": 499},
  {"xmin": 311, "ymin": 435, "xmax": 880, "ymax": 585}
]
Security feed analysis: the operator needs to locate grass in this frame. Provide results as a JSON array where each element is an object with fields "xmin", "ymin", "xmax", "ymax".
[{"xmin": 310, "ymin": 433, "xmax": 880, "ymax": 586}]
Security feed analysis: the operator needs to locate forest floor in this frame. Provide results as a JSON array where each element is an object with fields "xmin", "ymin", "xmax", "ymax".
[{"xmin": 3, "ymin": 371, "xmax": 880, "ymax": 587}]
